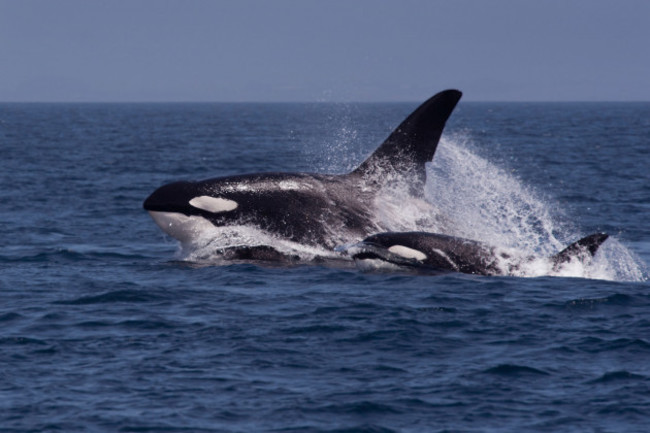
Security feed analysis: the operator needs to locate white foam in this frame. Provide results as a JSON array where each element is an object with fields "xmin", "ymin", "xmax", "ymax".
[
  {"xmin": 585, "ymin": 237, "xmax": 647, "ymax": 282},
  {"xmin": 180, "ymin": 224, "xmax": 337, "ymax": 264},
  {"xmin": 424, "ymin": 137, "xmax": 566, "ymax": 254}
]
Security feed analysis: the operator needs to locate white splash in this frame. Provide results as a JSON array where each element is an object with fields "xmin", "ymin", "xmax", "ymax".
[
  {"xmin": 172, "ymin": 128, "xmax": 646, "ymax": 281},
  {"xmin": 418, "ymin": 136, "xmax": 647, "ymax": 281},
  {"xmin": 424, "ymin": 136, "xmax": 566, "ymax": 254},
  {"xmin": 179, "ymin": 224, "xmax": 338, "ymax": 264}
]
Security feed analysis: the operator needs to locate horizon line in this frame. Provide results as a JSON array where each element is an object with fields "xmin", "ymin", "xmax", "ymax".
[{"xmin": 1, "ymin": 99, "xmax": 649, "ymax": 104}]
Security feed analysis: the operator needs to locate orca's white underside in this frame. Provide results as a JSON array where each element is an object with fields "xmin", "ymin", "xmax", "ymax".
[{"xmin": 148, "ymin": 211, "xmax": 213, "ymax": 244}]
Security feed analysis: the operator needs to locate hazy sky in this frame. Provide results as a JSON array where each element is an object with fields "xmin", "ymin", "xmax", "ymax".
[{"xmin": 1, "ymin": 0, "xmax": 649, "ymax": 102}]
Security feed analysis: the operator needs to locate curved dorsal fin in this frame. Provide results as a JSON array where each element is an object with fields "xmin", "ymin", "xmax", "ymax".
[
  {"xmin": 552, "ymin": 233, "xmax": 609, "ymax": 270},
  {"xmin": 351, "ymin": 89, "xmax": 462, "ymax": 194}
]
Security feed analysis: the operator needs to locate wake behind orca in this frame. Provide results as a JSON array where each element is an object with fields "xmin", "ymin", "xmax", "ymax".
[{"xmin": 144, "ymin": 89, "xmax": 462, "ymax": 253}]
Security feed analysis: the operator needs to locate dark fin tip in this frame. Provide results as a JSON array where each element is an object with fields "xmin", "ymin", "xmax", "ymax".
[
  {"xmin": 351, "ymin": 89, "xmax": 462, "ymax": 194},
  {"xmin": 552, "ymin": 233, "xmax": 609, "ymax": 267}
]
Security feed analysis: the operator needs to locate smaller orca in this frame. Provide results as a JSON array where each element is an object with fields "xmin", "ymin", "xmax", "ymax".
[{"xmin": 349, "ymin": 231, "xmax": 609, "ymax": 276}]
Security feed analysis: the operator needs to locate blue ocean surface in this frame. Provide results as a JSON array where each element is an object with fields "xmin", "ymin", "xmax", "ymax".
[{"xmin": 1, "ymin": 100, "xmax": 649, "ymax": 432}]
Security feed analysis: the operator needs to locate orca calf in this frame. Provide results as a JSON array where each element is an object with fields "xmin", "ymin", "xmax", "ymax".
[
  {"xmin": 144, "ymin": 90, "xmax": 462, "ymax": 252},
  {"xmin": 349, "ymin": 231, "xmax": 609, "ymax": 276}
]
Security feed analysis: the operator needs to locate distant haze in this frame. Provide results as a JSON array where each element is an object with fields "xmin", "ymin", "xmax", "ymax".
[{"xmin": 1, "ymin": 0, "xmax": 649, "ymax": 102}]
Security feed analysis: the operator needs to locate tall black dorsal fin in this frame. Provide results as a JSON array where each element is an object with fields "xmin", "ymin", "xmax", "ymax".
[
  {"xmin": 551, "ymin": 233, "xmax": 609, "ymax": 270},
  {"xmin": 351, "ymin": 89, "xmax": 462, "ymax": 194}
]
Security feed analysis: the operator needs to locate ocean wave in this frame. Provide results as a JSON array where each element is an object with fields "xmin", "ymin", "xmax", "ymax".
[
  {"xmin": 588, "ymin": 370, "xmax": 648, "ymax": 384},
  {"xmin": 482, "ymin": 364, "xmax": 550, "ymax": 377},
  {"xmin": 53, "ymin": 289, "xmax": 165, "ymax": 305}
]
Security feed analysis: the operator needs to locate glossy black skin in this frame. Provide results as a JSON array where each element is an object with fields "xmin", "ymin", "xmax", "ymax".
[
  {"xmin": 354, "ymin": 231, "xmax": 609, "ymax": 276},
  {"xmin": 143, "ymin": 172, "xmax": 378, "ymax": 249},
  {"xmin": 356, "ymin": 231, "xmax": 503, "ymax": 275}
]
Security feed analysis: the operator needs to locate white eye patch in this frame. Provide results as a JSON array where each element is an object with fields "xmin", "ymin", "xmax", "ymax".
[
  {"xmin": 388, "ymin": 245, "xmax": 427, "ymax": 261},
  {"xmin": 189, "ymin": 196, "xmax": 238, "ymax": 213}
]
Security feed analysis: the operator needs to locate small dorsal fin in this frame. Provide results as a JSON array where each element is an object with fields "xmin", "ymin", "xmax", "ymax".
[
  {"xmin": 552, "ymin": 233, "xmax": 609, "ymax": 269},
  {"xmin": 351, "ymin": 89, "xmax": 462, "ymax": 194}
]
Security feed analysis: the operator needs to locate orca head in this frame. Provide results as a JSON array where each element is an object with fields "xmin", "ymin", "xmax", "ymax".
[{"xmin": 143, "ymin": 180, "xmax": 241, "ymax": 243}]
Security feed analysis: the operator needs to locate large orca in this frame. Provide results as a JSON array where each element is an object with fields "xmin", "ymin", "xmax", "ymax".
[
  {"xmin": 143, "ymin": 89, "xmax": 462, "ymax": 252},
  {"xmin": 349, "ymin": 231, "xmax": 610, "ymax": 276}
]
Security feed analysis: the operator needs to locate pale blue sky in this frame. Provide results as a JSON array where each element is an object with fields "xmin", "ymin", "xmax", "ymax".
[{"xmin": 1, "ymin": 0, "xmax": 649, "ymax": 102}]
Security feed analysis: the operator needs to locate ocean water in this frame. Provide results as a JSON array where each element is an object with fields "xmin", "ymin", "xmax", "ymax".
[{"xmin": 1, "ymin": 100, "xmax": 649, "ymax": 432}]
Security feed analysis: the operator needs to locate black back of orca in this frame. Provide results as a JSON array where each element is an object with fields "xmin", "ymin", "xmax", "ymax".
[{"xmin": 144, "ymin": 90, "xmax": 462, "ymax": 249}]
